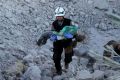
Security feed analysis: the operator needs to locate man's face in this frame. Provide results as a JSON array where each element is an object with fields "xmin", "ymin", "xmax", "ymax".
[{"xmin": 56, "ymin": 16, "xmax": 64, "ymax": 21}]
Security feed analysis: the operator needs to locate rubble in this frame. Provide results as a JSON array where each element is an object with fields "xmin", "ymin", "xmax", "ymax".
[
  {"xmin": 76, "ymin": 70, "xmax": 92, "ymax": 80},
  {"xmin": 0, "ymin": 0, "xmax": 120, "ymax": 80},
  {"xmin": 94, "ymin": 0, "xmax": 109, "ymax": 11},
  {"xmin": 22, "ymin": 65, "xmax": 41, "ymax": 80},
  {"xmin": 105, "ymin": 11, "xmax": 120, "ymax": 21}
]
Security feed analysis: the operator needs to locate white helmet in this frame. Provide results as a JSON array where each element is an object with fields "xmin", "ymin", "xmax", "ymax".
[{"xmin": 55, "ymin": 7, "xmax": 65, "ymax": 17}]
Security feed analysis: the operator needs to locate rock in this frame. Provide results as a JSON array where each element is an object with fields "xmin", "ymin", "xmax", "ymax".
[
  {"xmin": 40, "ymin": 0, "xmax": 46, "ymax": 3},
  {"xmin": 107, "ymin": 71, "xmax": 120, "ymax": 80},
  {"xmin": 23, "ymin": 54, "xmax": 34, "ymax": 64},
  {"xmin": 69, "ymin": 78, "xmax": 76, "ymax": 80},
  {"xmin": 105, "ymin": 11, "xmax": 120, "ymax": 21},
  {"xmin": 0, "ymin": 71, "xmax": 5, "ymax": 80},
  {"xmin": 88, "ymin": 0, "xmax": 93, "ymax": 4},
  {"xmin": 53, "ymin": 75, "xmax": 65, "ymax": 80},
  {"xmin": 94, "ymin": 0, "xmax": 109, "ymax": 10},
  {"xmin": 69, "ymin": 56, "xmax": 78, "ymax": 74},
  {"xmin": 108, "ymin": 0, "xmax": 114, "ymax": 2},
  {"xmin": 74, "ymin": 46, "xmax": 89, "ymax": 56},
  {"xmin": 44, "ymin": 22, "xmax": 50, "ymax": 27},
  {"xmin": 29, "ymin": 49, "xmax": 38, "ymax": 57},
  {"xmin": 108, "ymin": 75, "xmax": 120, "ymax": 80},
  {"xmin": 3, "ymin": 61, "xmax": 25, "ymax": 79},
  {"xmin": 35, "ymin": 55, "xmax": 47, "ymax": 64},
  {"xmin": 42, "ymin": 69, "xmax": 52, "ymax": 76},
  {"xmin": 42, "ymin": 61, "xmax": 53, "ymax": 69},
  {"xmin": 41, "ymin": 76, "xmax": 52, "ymax": 80},
  {"xmin": 22, "ymin": 65, "xmax": 41, "ymax": 80},
  {"xmin": 95, "ymin": 23, "xmax": 99, "ymax": 28},
  {"xmin": 76, "ymin": 70, "xmax": 92, "ymax": 80},
  {"xmin": 98, "ymin": 23, "xmax": 108, "ymax": 30},
  {"xmin": 11, "ymin": 29, "xmax": 22, "ymax": 37},
  {"xmin": 92, "ymin": 70, "xmax": 104, "ymax": 80},
  {"xmin": 49, "ymin": 0, "xmax": 55, "ymax": 2},
  {"xmin": 24, "ymin": 0, "xmax": 32, "ymax": 3},
  {"xmin": 64, "ymin": 0, "xmax": 70, "ymax": 2},
  {"xmin": 104, "ymin": 70, "xmax": 118, "ymax": 79},
  {"xmin": 80, "ymin": 58, "xmax": 89, "ymax": 68}
]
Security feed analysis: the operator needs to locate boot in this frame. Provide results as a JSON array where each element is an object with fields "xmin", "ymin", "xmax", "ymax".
[
  {"xmin": 56, "ymin": 70, "xmax": 62, "ymax": 75},
  {"xmin": 64, "ymin": 63, "xmax": 69, "ymax": 69}
]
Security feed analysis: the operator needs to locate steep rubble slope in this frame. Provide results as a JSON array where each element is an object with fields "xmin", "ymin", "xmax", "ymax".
[{"xmin": 0, "ymin": 0, "xmax": 120, "ymax": 80}]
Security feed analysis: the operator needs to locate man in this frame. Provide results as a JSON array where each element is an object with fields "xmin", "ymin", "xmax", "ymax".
[
  {"xmin": 103, "ymin": 40, "xmax": 120, "ymax": 58},
  {"xmin": 51, "ymin": 7, "xmax": 75, "ymax": 75}
]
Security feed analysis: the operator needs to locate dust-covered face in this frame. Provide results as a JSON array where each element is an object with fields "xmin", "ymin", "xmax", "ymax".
[{"xmin": 56, "ymin": 16, "xmax": 64, "ymax": 21}]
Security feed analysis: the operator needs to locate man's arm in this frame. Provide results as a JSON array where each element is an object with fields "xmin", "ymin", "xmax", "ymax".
[{"xmin": 37, "ymin": 31, "xmax": 52, "ymax": 46}]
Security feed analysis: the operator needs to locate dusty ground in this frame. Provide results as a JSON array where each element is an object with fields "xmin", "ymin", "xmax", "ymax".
[{"xmin": 0, "ymin": 0, "xmax": 120, "ymax": 80}]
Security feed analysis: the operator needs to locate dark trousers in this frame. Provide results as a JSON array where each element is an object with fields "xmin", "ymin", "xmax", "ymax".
[{"xmin": 53, "ymin": 39, "xmax": 73, "ymax": 72}]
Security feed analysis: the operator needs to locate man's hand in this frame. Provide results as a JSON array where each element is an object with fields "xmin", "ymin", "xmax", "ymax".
[
  {"xmin": 37, "ymin": 37, "xmax": 48, "ymax": 46},
  {"xmin": 37, "ymin": 31, "xmax": 52, "ymax": 46}
]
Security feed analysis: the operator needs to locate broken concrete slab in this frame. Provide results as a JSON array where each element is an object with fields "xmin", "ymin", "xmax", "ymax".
[
  {"xmin": 76, "ymin": 70, "xmax": 92, "ymax": 80},
  {"xmin": 93, "ymin": 70, "xmax": 105, "ymax": 80},
  {"xmin": 22, "ymin": 65, "xmax": 41, "ymax": 80},
  {"xmin": 105, "ymin": 11, "xmax": 120, "ymax": 21},
  {"xmin": 2, "ymin": 61, "xmax": 26, "ymax": 80}
]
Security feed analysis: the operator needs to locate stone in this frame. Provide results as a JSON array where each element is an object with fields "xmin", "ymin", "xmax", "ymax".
[
  {"xmin": 94, "ymin": 0, "xmax": 109, "ymax": 10},
  {"xmin": 3, "ymin": 61, "xmax": 25, "ymax": 79},
  {"xmin": 92, "ymin": 70, "xmax": 104, "ymax": 80},
  {"xmin": 108, "ymin": 0, "xmax": 114, "ymax": 2},
  {"xmin": 25, "ymin": 0, "xmax": 32, "ymax": 3},
  {"xmin": 74, "ymin": 46, "xmax": 89, "ymax": 57},
  {"xmin": 69, "ymin": 56, "xmax": 79, "ymax": 74},
  {"xmin": 53, "ymin": 75, "xmax": 65, "ymax": 80},
  {"xmin": 44, "ymin": 22, "xmax": 50, "ymax": 27},
  {"xmin": 99, "ymin": 23, "xmax": 108, "ymax": 30},
  {"xmin": 109, "ymin": 76, "xmax": 120, "ymax": 80},
  {"xmin": 76, "ymin": 70, "xmax": 92, "ymax": 80},
  {"xmin": 105, "ymin": 11, "xmax": 120, "ymax": 21},
  {"xmin": 41, "ymin": 0, "xmax": 46, "ymax": 3},
  {"xmin": 49, "ymin": 0, "xmax": 55, "ymax": 2},
  {"xmin": 41, "ymin": 76, "xmax": 52, "ymax": 80},
  {"xmin": 88, "ymin": 0, "xmax": 93, "ymax": 4},
  {"xmin": 0, "ymin": 71, "xmax": 5, "ymax": 80},
  {"xmin": 22, "ymin": 65, "xmax": 41, "ymax": 80},
  {"xmin": 104, "ymin": 70, "xmax": 118, "ymax": 79},
  {"xmin": 23, "ymin": 54, "xmax": 34, "ymax": 63},
  {"xmin": 69, "ymin": 78, "xmax": 76, "ymax": 80}
]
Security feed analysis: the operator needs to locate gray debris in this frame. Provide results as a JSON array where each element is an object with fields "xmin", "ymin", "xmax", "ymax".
[{"xmin": 22, "ymin": 65, "xmax": 41, "ymax": 80}]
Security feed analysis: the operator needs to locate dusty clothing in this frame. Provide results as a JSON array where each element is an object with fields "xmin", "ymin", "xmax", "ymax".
[
  {"xmin": 52, "ymin": 18, "xmax": 73, "ymax": 72},
  {"xmin": 52, "ymin": 18, "xmax": 71, "ymax": 32},
  {"xmin": 53, "ymin": 39, "xmax": 73, "ymax": 71}
]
